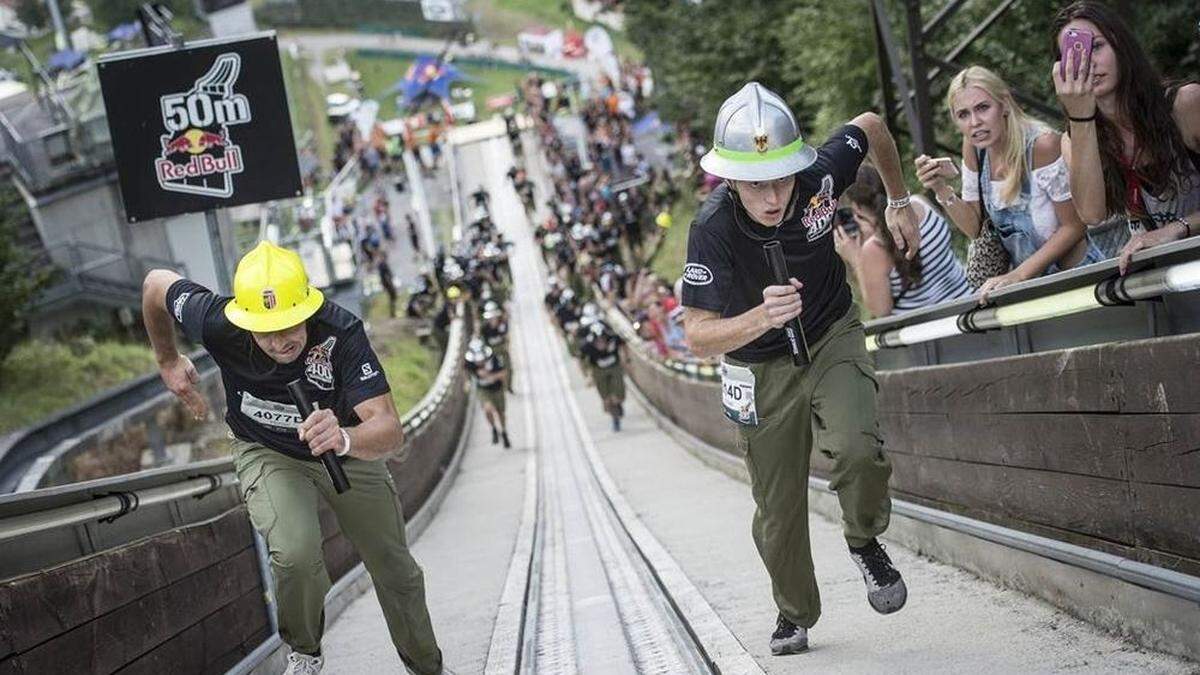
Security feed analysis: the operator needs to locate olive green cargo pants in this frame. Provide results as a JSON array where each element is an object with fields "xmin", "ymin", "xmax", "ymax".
[
  {"xmin": 591, "ymin": 363, "xmax": 626, "ymax": 414},
  {"xmin": 726, "ymin": 308, "xmax": 892, "ymax": 630},
  {"xmin": 231, "ymin": 439, "xmax": 443, "ymax": 674}
]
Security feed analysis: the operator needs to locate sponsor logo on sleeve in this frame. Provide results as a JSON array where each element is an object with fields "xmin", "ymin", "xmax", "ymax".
[
  {"xmin": 172, "ymin": 292, "xmax": 191, "ymax": 322},
  {"xmin": 305, "ymin": 336, "xmax": 337, "ymax": 391},
  {"xmin": 682, "ymin": 263, "xmax": 713, "ymax": 286},
  {"xmin": 844, "ymin": 134, "xmax": 863, "ymax": 153},
  {"xmin": 801, "ymin": 174, "xmax": 837, "ymax": 241},
  {"xmin": 359, "ymin": 363, "xmax": 379, "ymax": 382}
]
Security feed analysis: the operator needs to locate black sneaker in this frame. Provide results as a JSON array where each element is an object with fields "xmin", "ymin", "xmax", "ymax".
[
  {"xmin": 848, "ymin": 539, "xmax": 907, "ymax": 614},
  {"xmin": 501, "ymin": 431, "xmax": 511, "ymax": 448},
  {"xmin": 612, "ymin": 415, "xmax": 620, "ymax": 432},
  {"xmin": 769, "ymin": 613, "xmax": 808, "ymax": 655},
  {"xmin": 491, "ymin": 426, "xmax": 499, "ymax": 445}
]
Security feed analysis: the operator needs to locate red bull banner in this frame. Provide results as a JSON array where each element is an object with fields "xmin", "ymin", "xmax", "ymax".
[{"xmin": 98, "ymin": 33, "xmax": 301, "ymax": 222}]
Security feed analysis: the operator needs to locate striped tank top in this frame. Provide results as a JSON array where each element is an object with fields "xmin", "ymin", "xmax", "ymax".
[{"xmin": 889, "ymin": 201, "xmax": 973, "ymax": 312}]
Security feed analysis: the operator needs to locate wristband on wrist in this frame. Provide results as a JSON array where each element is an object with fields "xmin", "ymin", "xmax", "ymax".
[
  {"xmin": 1068, "ymin": 113, "xmax": 1097, "ymax": 122},
  {"xmin": 887, "ymin": 193, "xmax": 911, "ymax": 209},
  {"xmin": 336, "ymin": 428, "xmax": 352, "ymax": 457},
  {"xmin": 935, "ymin": 190, "xmax": 959, "ymax": 207},
  {"xmin": 1174, "ymin": 217, "xmax": 1193, "ymax": 239}
]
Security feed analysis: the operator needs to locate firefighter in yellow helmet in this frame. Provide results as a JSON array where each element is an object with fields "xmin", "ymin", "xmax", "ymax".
[{"xmin": 141, "ymin": 241, "xmax": 443, "ymax": 675}]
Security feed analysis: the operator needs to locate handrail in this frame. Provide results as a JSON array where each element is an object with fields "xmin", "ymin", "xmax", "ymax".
[
  {"xmin": 0, "ymin": 306, "xmax": 467, "ymax": 537},
  {"xmin": 0, "ymin": 473, "xmax": 237, "ymax": 544},
  {"xmin": 863, "ymin": 235, "xmax": 1200, "ymax": 335},
  {"xmin": 869, "ymin": 257, "xmax": 1200, "ymax": 351},
  {"xmin": 0, "ymin": 350, "xmax": 217, "ymax": 493}
]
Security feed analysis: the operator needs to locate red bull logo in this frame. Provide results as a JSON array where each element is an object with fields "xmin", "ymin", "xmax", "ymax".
[
  {"xmin": 155, "ymin": 53, "xmax": 251, "ymax": 198},
  {"xmin": 155, "ymin": 147, "xmax": 243, "ymax": 183}
]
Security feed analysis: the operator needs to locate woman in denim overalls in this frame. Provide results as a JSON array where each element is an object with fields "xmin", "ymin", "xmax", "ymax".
[
  {"xmin": 916, "ymin": 66, "xmax": 1098, "ymax": 302},
  {"xmin": 979, "ymin": 129, "xmax": 1104, "ymax": 274}
]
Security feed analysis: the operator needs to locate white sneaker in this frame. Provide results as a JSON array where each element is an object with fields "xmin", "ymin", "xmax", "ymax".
[{"xmin": 283, "ymin": 651, "xmax": 324, "ymax": 675}]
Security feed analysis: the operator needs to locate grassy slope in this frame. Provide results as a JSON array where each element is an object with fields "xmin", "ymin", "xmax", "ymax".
[
  {"xmin": 648, "ymin": 185, "xmax": 698, "ymax": 284},
  {"xmin": 346, "ymin": 50, "xmax": 560, "ymax": 122},
  {"xmin": 365, "ymin": 294, "xmax": 442, "ymax": 415},
  {"xmin": 0, "ymin": 340, "xmax": 157, "ymax": 436},
  {"xmin": 281, "ymin": 46, "xmax": 335, "ymax": 180}
]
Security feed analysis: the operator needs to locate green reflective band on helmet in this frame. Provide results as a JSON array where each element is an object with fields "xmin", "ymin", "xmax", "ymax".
[{"xmin": 713, "ymin": 137, "xmax": 807, "ymax": 163}]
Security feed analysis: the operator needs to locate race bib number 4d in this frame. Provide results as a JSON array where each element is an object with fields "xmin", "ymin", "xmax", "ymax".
[{"xmin": 720, "ymin": 362, "xmax": 758, "ymax": 426}]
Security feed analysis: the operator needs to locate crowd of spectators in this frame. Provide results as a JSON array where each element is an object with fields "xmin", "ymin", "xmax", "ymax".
[
  {"xmin": 516, "ymin": 68, "xmax": 701, "ymax": 362},
  {"xmin": 834, "ymin": 2, "xmax": 1199, "ymax": 318}
]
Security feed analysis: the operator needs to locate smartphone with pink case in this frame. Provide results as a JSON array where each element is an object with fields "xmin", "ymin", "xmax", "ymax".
[{"xmin": 1060, "ymin": 28, "xmax": 1094, "ymax": 80}]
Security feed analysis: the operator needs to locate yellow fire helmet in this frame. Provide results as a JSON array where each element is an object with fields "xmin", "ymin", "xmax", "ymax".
[
  {"xmin": 655, "ymin": 210, "xmax": 673, "ymax": 229},
  {"xmin": 224, "ymin": 240, "xmax": 325, "ymax": 333}
]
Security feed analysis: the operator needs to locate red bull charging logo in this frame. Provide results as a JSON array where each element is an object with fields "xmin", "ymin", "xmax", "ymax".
[{"xmin": 154, "ymin": 53, "xmax": 251, "ymax": 198}]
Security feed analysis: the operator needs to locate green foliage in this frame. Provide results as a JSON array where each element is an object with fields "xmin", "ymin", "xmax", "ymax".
[
  {"xmin": 255, "ymin": 0, "xmax": 464, "ymax": 36},
  {"xmin": 648, "ymin": 183, "xmax": 698, "ymax": 284},
  {"xmin": 0, "ymin": 182, "xmax": 51, "ymax": 365},
  {"xmin": 370, "ymin": 321, "xmax": 441, "ymax": 416},
  {"xmin": 625, "ymin": 0, "xmax": 1195, "ymax": 159},
  {"xmin": 16, "ymin": 0, "xmax": 48, "ymax": 31},
  {"xmin": 0, "ymin": 339, "xmax": 157, "ymax": 435},
  {"xmin": 86, "ymin": 0, "xmax": 194, "ymax": 31}
]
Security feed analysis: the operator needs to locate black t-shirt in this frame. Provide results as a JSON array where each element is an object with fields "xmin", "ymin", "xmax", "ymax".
[
  {"xmin": 580, "ymin": 337, "xmax": 622, "ymax": 369},
  {"xmin": 482, "ymin": 320, "xmax": 508, "ymax": 347},
  {"xmin": 166, "ymin": 279, "xmax": 390, "ymax": 461},
  {"xmin": 466, "ymin": 354, "xmax": 506, "ymax": 390},
  {"xmin": 681, "ymin": 124, "xmax": 868, "ymax": 362}
]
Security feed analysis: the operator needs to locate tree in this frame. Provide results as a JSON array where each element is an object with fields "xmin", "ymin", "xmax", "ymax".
[
  {"xmin": 0, "ymin": 181, "xmax": 51, "ymax": 365},
  {"xmin": 16, "ymin": 0, "xmax": 48, "ymax": 31}
]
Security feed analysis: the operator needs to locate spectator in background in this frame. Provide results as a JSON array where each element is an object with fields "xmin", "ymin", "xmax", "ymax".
[
  {"xmin": 916, "ymin": 65, "xmax": 1100, "ymax": 302},
  {"xmin": 1051, "ymin": 1, "xmax": 1200, "ymax": 274},
  {"xmin": 836, "ymin": 165, "xmax": 972, "ymax": 317}
]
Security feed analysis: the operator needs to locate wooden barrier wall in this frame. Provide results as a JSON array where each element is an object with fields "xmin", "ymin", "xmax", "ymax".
[
  {"xmin": 0, "ymin": 332, "xmax": 471, "ymax": 673},
  {"xmin": 622, "ymin": 332, "xmax": 1200, "ymax": 578}
]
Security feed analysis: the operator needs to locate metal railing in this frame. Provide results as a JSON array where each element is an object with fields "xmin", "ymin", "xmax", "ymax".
[{"xmin": 29, "ymin": 239, "xmax": 187, "ymax": 310}]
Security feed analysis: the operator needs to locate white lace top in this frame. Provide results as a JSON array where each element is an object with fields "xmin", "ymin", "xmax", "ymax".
[{"xmin": 961, "ymin": 154, "xmax": 1073, "ymax": 246}]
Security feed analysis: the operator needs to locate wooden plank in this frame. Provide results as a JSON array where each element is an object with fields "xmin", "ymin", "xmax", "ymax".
[
  {"xmin": 877, "ymin": 347, "xmax": 1119, "ymax": 414},
  {"xmin": 116, "ymin": 587, "xmax": 268, "ymax": 675},
  {"xmin": 887, "ymin": 454, "xmax": 1135, "ymax": 545},
  {"xmin": 1106, "ymin": 333, "xmax": 1200, "ymax": 413},
  {"xmin": 878, "ymin": 411, "xmax": 1132, "ymax": 480},
  {"xmin": 1131, "ymin": 483, "xmax": 1200, "ymax": 559},
  {"xmin": 0, "ymin": 508, "xmax": 254, "ymax": 657},
  {"xmin": 7, "ymin": 548, "xmax": 259, "ymax": 673}
]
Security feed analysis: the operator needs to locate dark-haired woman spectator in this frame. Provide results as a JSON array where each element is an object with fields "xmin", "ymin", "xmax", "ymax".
[
  {"xmin": 835, "ymin": 165, "xmax": 971, "ymax": 317},
  {"xmin": 1052, "ymin": 1, "xmax": 1200, "ymax": 274},
  {"xmin": 917, "ymin": 66, "xmax": 1099, "ymax": 301}
]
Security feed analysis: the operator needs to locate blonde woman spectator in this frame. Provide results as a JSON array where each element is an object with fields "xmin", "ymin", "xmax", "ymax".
[{"xmin": 916, "ymin": 65, "xmax": 1101, "ymax": 301}]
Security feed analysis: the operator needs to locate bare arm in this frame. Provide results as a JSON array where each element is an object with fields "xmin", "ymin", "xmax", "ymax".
[
  {"xmin": 683, "ymin": 307, "xmax": 771, "ymax": 360},
  {"xmin": 915, "ymin": 138, "xmax": 983, "ymax": 240},
  {"xmin": 142, "ymin": 269, "xmax": 209, "ymax": 419},
  {"xmin": 682, "ymin": 278, "xmax": 803, "ymax": 359},
  {"xmin": 852, "ymin": 112, "xmax": 921, "ymax": 256},
  {"xmin": 854, "ymin": 239, "xmax": 895, "ymax": 318},
  {"xmin": 142, "ymin": 268, "xmax": 185, "ymax": 365}
]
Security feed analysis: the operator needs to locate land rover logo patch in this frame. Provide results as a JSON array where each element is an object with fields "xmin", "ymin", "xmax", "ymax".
[{"xmin": 683, "ymin": 263, "xmax": 713, "ymax": 286}]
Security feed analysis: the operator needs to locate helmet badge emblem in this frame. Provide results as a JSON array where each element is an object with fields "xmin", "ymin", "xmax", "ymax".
[
  {"xmin": 262, "ymin": 288, "xmax": 277, "ymax": 310},
  {"xmin": 754, "ymin": 131, "xmax": 769, "ymax": 154}
]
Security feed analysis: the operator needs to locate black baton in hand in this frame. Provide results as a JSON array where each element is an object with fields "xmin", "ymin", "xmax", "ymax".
[
  {"xmin": 287, "ymin": 379, "xmax": 351, "ymax": 494},
  {"xmin": 763, "ymin": 240, "xmax": 812, "ymax": 367}
]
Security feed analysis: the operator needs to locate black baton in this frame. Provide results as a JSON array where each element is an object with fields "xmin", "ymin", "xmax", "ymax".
[
  {"xmin": 287, "ymin": 379, "xmax": 351, "ymax": 494},
  {"xmin": 763, "ymin": 241, "xmax": 812, "ymax": 367}
]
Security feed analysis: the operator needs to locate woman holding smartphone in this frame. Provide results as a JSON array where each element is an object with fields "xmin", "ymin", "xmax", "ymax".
[
  {"xmin": 835, "ymin": 165, "xmax": 972, "ymax": 317},
  {"xmin": 1051, "ymin": 1, "xmax": 1200, "ymax": 274},
  {"xmin": 915, "ymin": 65, "xmax": 1099, "ymax": 302}
]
